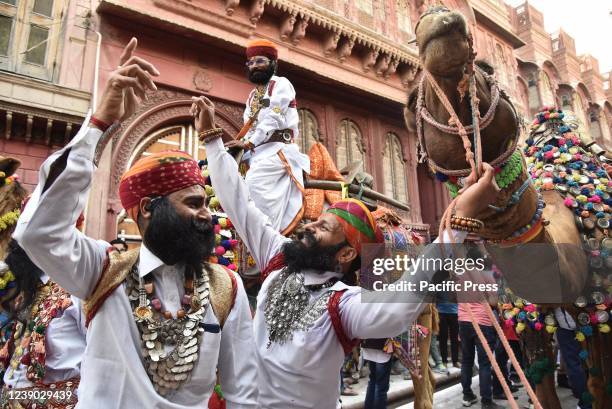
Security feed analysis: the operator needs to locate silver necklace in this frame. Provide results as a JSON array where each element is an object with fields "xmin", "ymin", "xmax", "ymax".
[
  {"xmin": 264, "ymin": 268, "xmax": 337, "ymax": 348},
  {"xmin": 126, "ymin": 264, "xmax": 210, "ymax": 396}
]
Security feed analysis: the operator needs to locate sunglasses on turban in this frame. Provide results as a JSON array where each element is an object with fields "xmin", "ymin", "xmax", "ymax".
[{"xmin": 246, "ymin": 57, "xmax": 271, "ymax": 67}]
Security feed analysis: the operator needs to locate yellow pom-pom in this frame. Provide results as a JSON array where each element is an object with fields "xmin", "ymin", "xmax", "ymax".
[
  {"xmin": 201, "ymin": 169, "xmax": 209, "ymax": 178},
  {"xmin": 215, "ymin": 234, "xmax": 222, "ymax": 244},
  {"xmin": 576, "ymin": 195, "xmax": 588, "ymax": 203},
  {"xmin": 516, "ymin": 322, "xmax": 526, "ymax": 334},
  {"xmin": 210, "ymin": 197, "xmax": 220, "ymax": 209},
  {"xmin": 513, "ymin": 307, "xmax": 520, "ymax": 315},
  {"xmin": 0, "ymin": 278, "xmax": 6, "ymax": 290},
  {"xmin": 545, "ymin": 325, "xmax": 557, "ymax": 334},
  {"xmin": 575, "ymin": 332, "xmax": 585, "ymax": 342},
  {"xmin": 4, "ymin": 271, "xmax": 15, "ymax": 281},
  {"xmin": 515, "ymin": 299, "xmax": 524, "ymax": 308},
  {"xmin": 569, "ymin": 147, "xmax": 579, "ymax": 155},
  {"xmin": 218, "ymin": 218, "xmax": 227, "ymax": 228},
  {"xmin": 205, "ymin": 185, "xmax": 215, "ymax": 196},
  {"xmin": 599, "ymin": 324, "xmax": 610, "ymax": 334}
]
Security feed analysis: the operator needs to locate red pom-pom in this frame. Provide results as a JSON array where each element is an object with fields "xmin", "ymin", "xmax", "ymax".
[{"xmin": 215, "ymin": 246, "xmax": 226, "ymax": 256}]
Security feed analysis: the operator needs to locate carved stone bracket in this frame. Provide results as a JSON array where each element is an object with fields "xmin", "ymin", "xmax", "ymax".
[
  {"xmin": 374, "ymin": 53, "xmax": 390, "ymax": 77},
  {"xmin": 322, "ymin": 31, "xmax": 341, "ymax": 58},
  {"xmin": 337, "ymin": 36, "xmax": 356, "ymax": 63},
  {"xmin": 400, "ymin": 64, "xmax": 419, "ymax": 88},
  {"xmin": 384, "ymin": 58, "xmax": 400, "ymax": 79},
  {"xmin": 291, "ymin": 16, "xmax": 309, "ymax": 46},
  {"xmin": 362, "ymin": 49, "xmax": 380, "ymax": 73},
  {"xmin": 280, "ymin": 13, "xmax": 297, "ymax": 41},
  {"xmin": 225, "ymin": 0, "xmax": 240, "ymax": 16},
  {"xmin": 249, "ymin": 0, "xmax": 264, "ymax": 25}
]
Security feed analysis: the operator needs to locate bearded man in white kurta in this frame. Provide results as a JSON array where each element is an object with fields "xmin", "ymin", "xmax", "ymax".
[
  {"xmin": 225, "ymin": 39, "xmax": 310, "ymax": 235},
  {"xmin": 192, "ymin": 96, "xmax": 501, "ymax": 409},
  {"xmin": 14, "ymin": 39, "xmax": 257, "ymax": 409}
]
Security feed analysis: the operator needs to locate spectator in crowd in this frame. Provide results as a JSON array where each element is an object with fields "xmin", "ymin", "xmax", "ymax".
[
  {"xmin": 437, "ymin": 290, "xmax": 460, "ymax": 368},
  {"xmin": 362, "ymin": 338, "xmax": 393, "ymax": 409},
  {"xmin": 555, "ymin": 308, "xmax": 592, "ymax": 409},
  {"xmin": 458, "ymin": 260, "xmax": 501, "ymax": 409},
  {"xmin": 492, "ymin": 322, "xmax": 520, "ymax": 399}
]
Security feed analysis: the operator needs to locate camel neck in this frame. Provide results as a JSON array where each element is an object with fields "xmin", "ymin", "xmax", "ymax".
[{"xmin": 426, "ymin": 72, "xmax": 464, "ymax": 107}]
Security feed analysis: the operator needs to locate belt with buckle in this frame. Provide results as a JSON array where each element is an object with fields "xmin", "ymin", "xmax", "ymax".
[{"xmin": 259, "ymin": 129, "xmax": 294, "ymax": 146}]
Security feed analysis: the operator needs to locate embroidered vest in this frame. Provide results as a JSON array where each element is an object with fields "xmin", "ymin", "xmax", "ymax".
[
  {"xmin": 83, "ymin": 248, "xmax": 237, "ymax": 328},
  {"xmin": 0, "ymin": 281, "xmax": 73, "ymax": 386}
]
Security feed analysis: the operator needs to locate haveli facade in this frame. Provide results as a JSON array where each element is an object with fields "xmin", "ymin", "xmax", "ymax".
[{"xmin": 1, "ymin": 0, "xmax": 611, "ymax": 239}]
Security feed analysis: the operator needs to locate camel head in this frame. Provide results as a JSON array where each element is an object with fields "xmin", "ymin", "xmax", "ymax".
[{"xmin": 415, "ymin": 6, "xmax": 471, "ymax": 78}]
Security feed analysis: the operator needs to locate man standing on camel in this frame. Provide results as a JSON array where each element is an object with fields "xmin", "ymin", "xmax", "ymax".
[
  {"xmin": 193, "ymin": 95, "xmax": 500, "ymax": 409},
  {"xmin": 14, "ymin": 38, "xmax": 257, "ymax": 409},
  {"xmin": 224, "ymin": 39, "xmax": 310, "ymax": 235}
]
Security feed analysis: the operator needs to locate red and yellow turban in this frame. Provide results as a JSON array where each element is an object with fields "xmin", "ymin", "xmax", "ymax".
[
  {"xmin": 246, "ymin": 39, "xmax": 278, "ymax": 60},
  {"xmin": 119, "ymin": 151, "xmax": 205, "ymax": 219},
  {"xmin": 326, "ymin": 199, "xmax": 384, "ymax": 254}
]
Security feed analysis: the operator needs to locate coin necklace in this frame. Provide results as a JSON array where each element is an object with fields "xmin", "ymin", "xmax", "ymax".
[{"xmin": 127, "ymin": 263, "xmax": 210, "ymax": 396}]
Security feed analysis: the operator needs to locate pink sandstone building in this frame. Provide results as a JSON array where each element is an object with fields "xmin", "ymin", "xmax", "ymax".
[{"xmin": 1, "ymin": 0, "xmax": 611, "ymax": 239}]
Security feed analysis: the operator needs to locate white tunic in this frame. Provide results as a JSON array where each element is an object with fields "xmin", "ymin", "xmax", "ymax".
[
  {"xmin": 241, "ymin": 75, "xmax": 310, "ymax": 234},
  {"xmin": 14, "ymin": 119, "xmax": 258, "ymax": 409},
  {"xmin": 3, "ymin": 275, "xmax": 86, "ymax": 389},
  {"xmin": 205, "ymin": 136, "xmax": 466, "ymax": 409}
]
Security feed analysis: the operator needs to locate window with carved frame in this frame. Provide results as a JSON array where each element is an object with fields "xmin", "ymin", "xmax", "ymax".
[
  {"xmin": 0, "ymin": 0, "xmax": 65, "ymax": 80},
  {"xmin": 336, "ymin": 119, "xmax": 366, "ymax": 173},
  {"xmin": 297, "ymin": 108, "xmax": 320, "ymax": 154},
  {"xmin": 382, "ymin": 132, "xmax": 408, "ymax": 202}
]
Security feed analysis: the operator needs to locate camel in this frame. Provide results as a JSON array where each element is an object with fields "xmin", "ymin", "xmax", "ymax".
[{"xmin": 403, "ymin": 6, "xmax": 610, "ymax": 409}]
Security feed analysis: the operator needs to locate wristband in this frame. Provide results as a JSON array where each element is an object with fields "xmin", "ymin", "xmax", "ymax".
[{"xmin": 90, "ymin": 116, "xmax": 111, "ymax": 132}]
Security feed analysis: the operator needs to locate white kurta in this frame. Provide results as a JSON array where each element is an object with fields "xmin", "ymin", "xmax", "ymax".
[
  {"xmin": 3, "ymin": 275, "xmax": 86, "ymax": 389},
  {"xmin": 241, "ymin": 75, "xmax": 310, "ymax": 234},
  {"xmin": 205, "ymin": 136, "xmax": 467, "ymax": 409},
  {"xmin": 14, "ymin": 120, "xmax": 258, "ymax": 409}
]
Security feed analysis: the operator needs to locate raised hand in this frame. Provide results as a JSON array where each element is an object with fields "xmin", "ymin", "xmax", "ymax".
[
  {"xmin": 454, "ymin": 163, "xmax": 500, "ymax": 218},
  {"xmin": 190, "ymin": 96, "xmax": 216, "ymax": 133},
  {"xmin": 93, "ymin": 38, "xmax": 160, "ymax": 126}
]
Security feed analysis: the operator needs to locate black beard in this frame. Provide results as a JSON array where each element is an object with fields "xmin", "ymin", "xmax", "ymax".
[
  {"xmin": 4, "ymin": 239, "xmax": 43, "ymax": 315},
  {"xmin": 143, "ymin": 197, "xmax": 215, "ymax": 272},
  {"xmin": 247, "ymin": 62, "xmax": 276, "ymax": 85},
  {"xmin": 281, "ymin": 231, "xmax": 347, "ymax": 273}
]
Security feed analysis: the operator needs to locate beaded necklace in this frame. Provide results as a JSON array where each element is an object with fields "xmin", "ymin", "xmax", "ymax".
[{"xmin": 126, "ymin": 263, "xmax": 210, "ymax": 396}]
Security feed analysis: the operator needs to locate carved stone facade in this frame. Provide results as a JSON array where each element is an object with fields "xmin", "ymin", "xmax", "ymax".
[{"xmin": 3, "ymin": 0, "xmax": 609, "ymax": 238}]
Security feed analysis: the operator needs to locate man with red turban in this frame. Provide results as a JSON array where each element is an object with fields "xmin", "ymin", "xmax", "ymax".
[
  {"xmin": 14, "ymin": 39, "xmax": 257, "ymax": 409},
  {"xmin": 224, "ymin": 39, "xmax": 310, "ymax": 236},
  {"xmin": 193, "ymin": 96, "xmax": 500, "ymax": 409}
]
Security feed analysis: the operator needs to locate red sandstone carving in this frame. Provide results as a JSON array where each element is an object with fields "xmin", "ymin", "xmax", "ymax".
[
  {"xmin": 362, "ymin": 49, "xmax": 380, "ymax": 73},
  {"xmin": 291, "ymin": 17, "xmax": 309, "ymax": 46},
  {"xmin": 249, "ymin": 0, "xmax": 264, "ymax": 25},
  {"xmin": 193, "ymin": 68, "xmax": 213, "ymax": 92},
  {"xmin": 374, "ymin": 53, "xmax": 391, "ymax": 77},
  {"xmin": 323, "ymin": 31, "xmax": 341, "ymax": 57},
  {"xmin": 384, "ymin": 58, "xmax": 400, "ymax": 79},
  {"xmin": 279, "ymin": 13, "xmax": 297, "ymax": 41},
  {"xmin": 337, "ymin": 37, "xmax": 355, "ymax": 63},
  {"xmin": 225, "ymin": 0, "xmax": 240, "ymax": 15}
]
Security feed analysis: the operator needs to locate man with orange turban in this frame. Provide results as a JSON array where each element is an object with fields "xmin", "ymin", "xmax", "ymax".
[
  {"xmin": 14, "ymin": 39, "xmax": 257, "ymax": 409},
  {"xmin": 224, "ymin": 39, "xmax": 310, "ymax": 236},
  {"xmin": 194, "ymin": 95, "xmax": 500, "ymax": 409}
]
